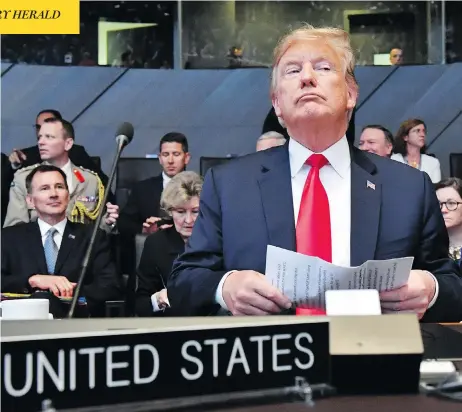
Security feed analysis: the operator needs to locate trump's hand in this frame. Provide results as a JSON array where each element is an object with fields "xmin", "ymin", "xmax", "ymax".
[
  {"xmin": 380, "ymin": 270, "xmax": 436, "ymax": 319},
  {"xmin": 222, "ymin": 270, "xmax": 292, "ymax": 316}
]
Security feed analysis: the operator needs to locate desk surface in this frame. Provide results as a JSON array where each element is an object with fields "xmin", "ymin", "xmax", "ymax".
[
  {"xmin": 213, "ymin": 325, "xmax": 462, "ymax": 412},
  {"xmin": 212, "ymin": 393, "xmax": 462, "ymax": 412}
]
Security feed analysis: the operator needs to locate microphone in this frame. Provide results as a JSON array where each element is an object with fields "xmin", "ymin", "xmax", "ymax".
[
  {"xmin": 115, "ymin": 122, "xmax": 134, "ymax": 149},
  {"xmin": 67, "ymin": 122, "xmax": 135, "ymax": 318}
]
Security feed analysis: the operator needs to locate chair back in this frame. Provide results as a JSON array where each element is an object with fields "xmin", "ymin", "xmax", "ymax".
[
  {"xmin": 90, "ymin": 156, "xmax": 101, "ymax": 170},
  {"xmin": 116, "ymin": 158, "xmax": 162, "ymax": 208},
  {"xmin": 450, "ymin": 153, "xmax": 462, "ymax": 180},
  {"xmin": 200, "ymin": 156, "xmax": 236, "ymax": 177}
]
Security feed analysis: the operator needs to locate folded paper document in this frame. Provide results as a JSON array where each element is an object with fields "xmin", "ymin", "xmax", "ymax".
[{"xmin": 265, "ymin": 245, "xmax": 413, "ymax": 308}]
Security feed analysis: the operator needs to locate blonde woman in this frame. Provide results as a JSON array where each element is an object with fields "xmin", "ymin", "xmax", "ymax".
[{"xmin": 135, "ymin": 171, "xmax": 202, "ymax": 316}]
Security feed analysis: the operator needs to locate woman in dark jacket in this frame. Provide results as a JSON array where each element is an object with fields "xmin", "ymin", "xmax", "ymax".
[
  {"xmin": 135, "ymin": 171, "xmax": 203, "ymax": 316},
  {"xmin": 435, "ymin": 178, "xmax": 462, "ymax": 269}
]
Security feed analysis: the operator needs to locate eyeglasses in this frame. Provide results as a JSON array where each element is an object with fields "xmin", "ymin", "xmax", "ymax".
[{"xmin": 439, "ymin": 201, "xmax": 462, "ymax": 211}]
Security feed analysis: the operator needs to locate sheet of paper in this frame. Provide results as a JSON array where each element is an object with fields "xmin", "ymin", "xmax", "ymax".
[{"xmin": 265, "ymin": 245, "xmax": 414, "ymax": 308}]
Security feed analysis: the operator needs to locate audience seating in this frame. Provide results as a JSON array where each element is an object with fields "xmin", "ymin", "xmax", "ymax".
[
  {"xmin": 450, "ymin": 153, "xmax": 462, "ymax": 180},
  {"xmin": 124, "ymin": 233, "xmax": 149, "ymax": 317},
  {"xmin": 90, "ymin": 156, "xmax": 101, "ymax": 171},
  {"xmin": 116, "ymin": 157, "xmax": 162, "ymax": 208},
  {"xmin": 200, "ymin": 156, "xmax": 236, "ymax": 177}
]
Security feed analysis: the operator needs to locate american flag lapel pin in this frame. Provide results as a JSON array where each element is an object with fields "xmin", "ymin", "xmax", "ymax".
[
  {"xmin": 367, "ymin": 180, "xmax": 376, "ymax": 190},
  {"xmin": 69, "ymin": 234, "xmax": 75, "ymax": 239}
]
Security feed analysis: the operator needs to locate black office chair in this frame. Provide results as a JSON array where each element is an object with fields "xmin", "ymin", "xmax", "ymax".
[
  {"xmin": 124, "ymin": 233, "xmax": 149, "ymax": 316},
  {"xmin": 116, "ymin": 157, "xmax": 163, "ymax": 208},
  {"xmin": 450, "ymin": 153, "xmax": 462, "ymax": 180},
  {"xmin": 90, "ymin": 156, "xmax": 101, "ymax": 171},
  {"xmin": 200, "ymin": 156, "xmax": 236, "ymax": 177}
]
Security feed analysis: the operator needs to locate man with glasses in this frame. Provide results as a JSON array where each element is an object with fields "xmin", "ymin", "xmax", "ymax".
[{"xmin": 7, "ymin": 109, "xmax": 108, "ymax": 187}]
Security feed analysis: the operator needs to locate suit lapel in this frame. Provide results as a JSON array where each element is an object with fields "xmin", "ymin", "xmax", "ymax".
[
  {"xmin": 257, "ymin": 145, "xmax": 296, "ymax": 251},
  {"xmin": 26, "ymin": 222, "xmax": 48, "ymax": 274},
  {"xmin": 54, "ymin": 221, "xmax": 77, "ymax": 274},
  {"xmin": 350, "ymin": 148, "xmax": 381, "ymax": 266}
]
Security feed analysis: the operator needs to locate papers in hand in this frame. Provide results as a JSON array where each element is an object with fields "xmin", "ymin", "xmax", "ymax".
[{"xmin": 265, "ymin": 245, "xmax": 413, "ymax": 308}]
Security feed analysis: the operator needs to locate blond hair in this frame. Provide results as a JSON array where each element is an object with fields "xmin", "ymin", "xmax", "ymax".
[
  {"xmin": 270, "ymin": 24, "xmax": 358, "ymax": 97},
  {"xmin": 161, "ymin": 171, "xmax": 203, "ymax": 212}
]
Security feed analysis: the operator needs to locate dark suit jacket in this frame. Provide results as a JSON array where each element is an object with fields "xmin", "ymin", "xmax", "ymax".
[
  {"xmin": 12, "ymin": 144, "xmax": 109, "ymax": 187},
  {"xmin": 1, "ymin": 221, "xmax": 122, "ymax": 316},
  {"xmin": 169, "ymin": 143, "xmax": 462, "ymax": 322},
  {"xmin": 135, "ymin": 227, "xmax": 185, "ymax": 316},
  {"xmin": 118, "ymin": 175, "xmax": 164, "ymax": 236},
  {"xmin": 1, "ymin": 153, "xmax": 13, "ymax": 227}
]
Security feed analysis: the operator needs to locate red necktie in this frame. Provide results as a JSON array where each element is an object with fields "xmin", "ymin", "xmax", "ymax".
[{"xmin": 296, "ymin": 154, "xmax": 332, "ymax": 262}]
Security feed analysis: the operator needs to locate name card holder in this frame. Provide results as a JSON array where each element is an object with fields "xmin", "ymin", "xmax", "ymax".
[{"xmin": 329, "ymin": 314, "xmax": 423, "ymax": 395}]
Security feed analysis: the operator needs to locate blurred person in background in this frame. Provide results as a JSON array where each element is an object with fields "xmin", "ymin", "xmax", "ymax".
[
  {"xmin": 358, "ymin": 125, "xmax": 394, "ymax": 157},
  {"xmin": 135, "ymin": 171, "xmax": 202, "ymax": 316},
  {"xmin": 435, "ymin": 178, "xmax": 462, "ymax": 267},
  {"xmin": 390, "ymin": 48, "xmax": 403, "ymax": 65},
  {"xmin": 391, "ymin": 118, "xmax": 441, "ymax": 183},
  {"xmin": 256, "ymin": 131, "xmax": 286, "ymax": 151}
]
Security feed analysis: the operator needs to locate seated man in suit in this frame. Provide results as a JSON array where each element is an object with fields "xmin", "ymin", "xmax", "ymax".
[
  {"xmin": 4, "ymin": 117, "xmax": 118, "ymax": 232},
  {"xmin": 169, "ymin": 24, "xmax": 462, "ymax": 322},
  {"xmin": 256, "ymin": 131, "xmax": 286, "ymax": 152},
  {"xmin": 118, "ymin": 132, "xmax": 190, "ymax": 236},
  {"xmin": 358, "ymin": 125, "xmax": 394, "ymax": 158},
  {"xmin": 1, "ymin": 165, "xmax": 121, "ymax": 316},
  {"xmin": 7, "ymin": 109, "xmax": 108, "ymax": 187},
  {"xmin": 1, "ymin": 153, "xmax": 13, "ymax": 226}
]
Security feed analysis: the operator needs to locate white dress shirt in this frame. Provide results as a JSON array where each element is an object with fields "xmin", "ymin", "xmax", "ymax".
[
  {"xmin": 37, "ymin": 218, "xmax": 67, "ymax": 249},
  {"xmin": 162, "ymin": 172, "xmax": 171, "ymax": 189},
  {"xmin": 390, "ymin": 153, "xmax": 442, "ymax": 183},
  {"xmin": 215, "ymin": 136, "xmax": 438, "ymax": 310}
]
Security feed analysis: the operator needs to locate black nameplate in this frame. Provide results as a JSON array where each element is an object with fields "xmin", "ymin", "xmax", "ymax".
[{"xmin": 2, "ymin": 322, "xmax": 329, "ymax": 410}]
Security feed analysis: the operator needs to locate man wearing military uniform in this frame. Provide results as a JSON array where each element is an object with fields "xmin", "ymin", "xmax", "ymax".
[{"xmin": 3, "ymin": 118, "xmax": 118, "ymax": 231}]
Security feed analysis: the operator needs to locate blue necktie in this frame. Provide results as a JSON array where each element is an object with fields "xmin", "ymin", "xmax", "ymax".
[{"xmin": 44, "ymin": 228, "xmax": 59, "ymax": 274}]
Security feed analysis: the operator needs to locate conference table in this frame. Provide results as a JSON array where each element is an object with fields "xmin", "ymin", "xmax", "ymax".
[
  {"xmin": 2, "ymin": 319, "xmax": 461, "ymax": 411},
  {"xmin": 212, "ymin": 323, "xmax": 462, "ymax": 412}
]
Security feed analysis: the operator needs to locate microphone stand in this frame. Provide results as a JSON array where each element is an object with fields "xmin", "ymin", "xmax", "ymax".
[{"xmin": 67, "ymin": 139, "xmax": 127, "ymax": 318}]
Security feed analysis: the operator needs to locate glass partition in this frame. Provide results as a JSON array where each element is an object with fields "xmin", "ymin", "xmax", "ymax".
[{"xmin": 1, "ymin": 1, "xmax": 460, "ymax": 68}]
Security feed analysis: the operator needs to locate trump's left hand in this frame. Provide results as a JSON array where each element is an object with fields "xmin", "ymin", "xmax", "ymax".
[
  {"xmin": 105, "ymin": 202, "xmax": 119, "ymax": 226},
  {"xmin": 380, "ymin": 270, "xmax": 436, "ymax": 319}
]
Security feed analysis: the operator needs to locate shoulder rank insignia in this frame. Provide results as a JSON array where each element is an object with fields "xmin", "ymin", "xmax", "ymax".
[{"xmin": 73, "ymin": 169, "xmax": 85, "ymax": 183}]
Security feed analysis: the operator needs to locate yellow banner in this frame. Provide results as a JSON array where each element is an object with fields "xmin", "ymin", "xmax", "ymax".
[{"xmin": 0, "ymin": 0, "xmax": 79, "ymax": 34}]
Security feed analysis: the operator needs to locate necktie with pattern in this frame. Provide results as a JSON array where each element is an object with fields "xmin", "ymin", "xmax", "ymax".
[
  {"xmin": 44, "ymin": 227, "xmax": 59, "ymax": 274},
  {"xmin": 296, "ymin": 154, "xmax": 332, "ymax": 262}
]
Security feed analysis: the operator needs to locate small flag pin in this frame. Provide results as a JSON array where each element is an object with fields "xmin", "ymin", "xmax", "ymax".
[{"xmin": 68, "ymin": 234, "xmax": 75, "ymax": 239}]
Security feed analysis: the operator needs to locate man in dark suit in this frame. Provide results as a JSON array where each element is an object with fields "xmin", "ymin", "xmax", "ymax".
[
  {"xmin": 118, "ymin": 132, "xmax": 190, "ymax": 236},
  {"xmin": 1, "ymin": 165, "xmax": 121, "ymax": 317},
  {"xmin": 1, "ymin": 153, "xmax": 13, "ymax": 226},
  {"xmin": 7, "ymin": 109, "xmax": 109, "ymax": 187},
  {"xmin": 169, "ymin": 25, "xmax": 462, "ymax": 322}
]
